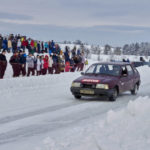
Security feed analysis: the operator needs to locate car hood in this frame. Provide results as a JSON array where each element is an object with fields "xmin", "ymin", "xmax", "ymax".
[{"xmin": 74, "ymin": 74, "xmax": 118, "ymax": 84}]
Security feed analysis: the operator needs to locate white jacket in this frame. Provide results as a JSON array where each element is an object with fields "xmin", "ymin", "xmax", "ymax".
[
  {"xmin": 26, "ymin": 56, "xmax": 34, "ymax": 68},
  {"xmin": 48, "ymin": 57, "xmax": 53, "ymax": 68},
  {"xmin": 17, "ymin": 39, "xmax": 22, "ymax": 47},
  {"xmin": 37, "ymin": 58, "xmax": 41, "ymax": 71},
  {"xmin": 41, "ymin": 60, "xmax": 44, "ymax": 69}
]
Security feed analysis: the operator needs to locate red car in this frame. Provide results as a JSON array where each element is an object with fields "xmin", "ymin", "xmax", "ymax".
[{"xmin": 70, "ymin": 62, "xmax": 141, "ymax": 101}]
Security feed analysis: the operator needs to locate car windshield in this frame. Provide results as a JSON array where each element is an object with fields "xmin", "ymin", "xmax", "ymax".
[{"xmin": 85, "ymin": 64, "xmax": 121, "ymax": 76}]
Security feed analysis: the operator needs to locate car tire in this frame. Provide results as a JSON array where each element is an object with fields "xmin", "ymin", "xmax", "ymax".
[
  {"xmin": 74, "ymin": 95, "xmax": 81, "ymax": 99},
  {"xmin": 131, "ymin": 84, "xmax": 138, "ymax": 95},
  {"xmin": 109, "ymin": 88, "xmax": 118, "ymax": 101}
]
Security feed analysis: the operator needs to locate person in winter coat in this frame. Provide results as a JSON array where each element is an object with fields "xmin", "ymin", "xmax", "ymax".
[
  {"xmin": 2, "ymin": 38, "xmax": 8, "ymax": 51},
  {"xmin": 30, "ymin": 39, "xmax": 34, "ymax": 48},
  {"xmin": 8, "ymin": 39, "xmax": 12, "ymax": 52},
  {"xmin": 76, "ymin": 55, "xmax": 82, "ymax": 71},
  {"xmin": 77, "ymin": 49, "xmax": 81, "ymax": 56},
  {"xmin": 42, "ymin": 55, "xmax": 49, "ymax": 75},
  {"xmin": 55, "ymin": 44, "xmax": 61, "ymax": 55},
  {"xmin": 48, "ymin": 55, "xmax": 53, "ymax": 74},
  {"xmin": 73, "ymin": 56, "xmax": 79, "ymax": 71},
  {"xmin": 17, "ymin": 39, "xmax": 22, "ymax": 51},
  {"xmin": 12, "ymin": 39, "xmax": 17, "ymax": 53},
  {"xmin": 0, "ymin": 50, "xmax": 7, "ymax": 79},
  {"xmin": 37, "ymin": 41, "xmax": 41, "ymax": 54},
  {"xmin": 71, "ymin": 46, "xmax": 76, "ymax": 58},
  {"xmin": 64, "ymin": 46, "xmax": 70, "ymax": 63},
  {"xmin": 21, "ymin": 38, "xmax": 27, "ymax": 50},
  {"xmin": 80, "ymin": 53, "xmax": 85, "ymax": 71},
  {"xmin": 26, "ymin": 53, "xmax": 35, "ymax": 76},
  {"xmin": 44, "ymin": 42, "xmax": 49, "ymax": 52},
  {"xmin": 52, "ymin": 53, "xmax": 58, "ymax": 74},
  {"xmin": 36, "ymin": 55, "xmax": 41, "ymax": 76},
  {"xmin": 34, "ymin": 41, "xmax": 37, "ymax": 52},
  {"xmin": 70, "ymin": 58, "xmax": 75, "ymax": 72},
  {"xmin": 9, "ymin": 51, "xmax": 20, "ymax": 77},
  {"xmin": 65, "ymin": 61, "xmax": 72, "ymax": 72},
  {"xmin": 41, "ymin": 55, "xmax": 45, "ymax": 74},
  {"xmin": 19, "ymin": 51, "xmax": 26, "ymax": 76}
]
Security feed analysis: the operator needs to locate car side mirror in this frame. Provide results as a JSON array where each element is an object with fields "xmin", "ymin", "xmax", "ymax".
[{"xmin": 81, "ymin": 72, "xmax": 85, "ymax": 75}]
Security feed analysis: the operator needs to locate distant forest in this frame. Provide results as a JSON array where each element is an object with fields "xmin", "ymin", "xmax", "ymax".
[{"xmin": 62, "ymin": 40, "xmax": 150, "ymax": 56}]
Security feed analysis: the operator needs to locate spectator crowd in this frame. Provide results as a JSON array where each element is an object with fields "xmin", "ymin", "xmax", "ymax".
[{"xmin": 0, "ymin": 34, "xmax": 88, "ymax": 79}]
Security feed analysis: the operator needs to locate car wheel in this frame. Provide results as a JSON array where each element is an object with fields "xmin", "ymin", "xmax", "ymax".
[
  {"xmin": 131, "ymin": 84, "xmax": 138, "ymax": 95},
  {"xmin": 74, "ymin": 95, "xmax": 81, "ymax": 99},
  {"xmin": 109, "ymin": 88, "xmax": 118, "ymax": 101}
]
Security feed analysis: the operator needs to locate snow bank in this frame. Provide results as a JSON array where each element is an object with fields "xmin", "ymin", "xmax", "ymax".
[
  {"xmin": 96, "ymin": 96, "xmax": 150, "ymax": 150},
  {"xmin": 36, "ymin": 96, "xmax": 150, "ymax": 150}
]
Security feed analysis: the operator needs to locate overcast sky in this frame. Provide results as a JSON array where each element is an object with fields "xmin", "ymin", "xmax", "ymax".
[{"xmin": 0, "ymin": 0, "xmax": 150, "ymax": 46}]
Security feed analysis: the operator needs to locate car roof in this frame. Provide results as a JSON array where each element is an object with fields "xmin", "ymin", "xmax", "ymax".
[{"xmin": 92, "ymin": 62, "xmax": 132, "ymax": 66}]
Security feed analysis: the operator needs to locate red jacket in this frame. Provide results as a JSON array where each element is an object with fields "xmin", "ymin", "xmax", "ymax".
[
  {"xmin": 30, "ymin": 40, "xmax": 34, "ymax": 48},
  {"xmin": 43, "ymin": 56, "xmax": 49, "ymax": 69}
]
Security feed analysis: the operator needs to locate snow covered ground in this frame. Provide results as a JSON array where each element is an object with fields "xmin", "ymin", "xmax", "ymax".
[{"xmin": 0, "ymin": 54, "xmax": 150, "ymax": 150}]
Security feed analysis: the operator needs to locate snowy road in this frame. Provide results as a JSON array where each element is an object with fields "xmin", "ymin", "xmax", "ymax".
[{"xmin": 0, "ymin": 66, "xmax": 150, "ymax": 150}]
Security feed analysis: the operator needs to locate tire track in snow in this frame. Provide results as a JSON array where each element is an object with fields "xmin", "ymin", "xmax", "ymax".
[
  {"xmin": 0, "ymin": 93, "xmax": 143, "ymax": 146},
  {"xmin": 0, "ymin": 101, "xmax": 86, "ymax": 125}
]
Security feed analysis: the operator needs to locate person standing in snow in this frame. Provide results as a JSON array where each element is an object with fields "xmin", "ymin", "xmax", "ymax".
[
  {"xmin": 36, "ymin": 55, "xmax": 42, "ymax": 76},
  {"xmin": 64, "ymin": 46, "xmax": 70, "ymax": 64},
  {"xmin": 41, "ymin": 55, "xmax": 45, "ymax": 75},
  {"xmin": 76, "ymin": 55, "xmax": 82, "ymax": 71},
  {"xmin": 0, "ymin": 50, "xmax": 7, "ymax": 79},
  {"xmin": 43, "ymin": 55, "xmax": 49, "ymax": 75},
  {"xmin": 19, "ymin": 50, "xmax": 26, "ymax": 76},
  {"xmin": 70, "ymin": 57, "xmax": 75, "ymax": 72},
  {"xmin": 2, "ymin": 38, "xmax": 8, "ymax": 51},
  {"xmin": 26, "ymin": 53, "xmax": 35, "ymax": 76},
  {"xmin": 9, "ymin": 51, "xmax": 20, "ymax": 77},
  {"xmin": 71, "ymin": 46, "xmax": 76, "ymax": 58},
  {"xmin": 7, "ymin": 38, "xmax": 12, "ymax": 53},
  {"xmin": 80, "ymin": 53, "xmax": 85, "ymax": 71},
  {"xmin": 48, "ymin": 55, "xmax": 53, "ymax": 74},
  {"xmin": 12, "ymin": 39, "xmax": 18, "ymax": 53},
  {"xmin": 37, "ymin": 41, "xmax": 41, "ymax": 54},
  {"xmin": 17, "ymin": 39, "xmax": 22, "ymax": 51},
  {"xmin": 52, "ymin": 53, "xmax": 58, "ymax": 74},
  {"xmin": 44, "ymin": 42, "xmax": 49, "ymax": 53}
]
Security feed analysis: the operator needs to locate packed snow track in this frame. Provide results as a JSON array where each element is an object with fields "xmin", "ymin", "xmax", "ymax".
[{"xmin": 0, "ymin": 66, "xmax": 150, "ymax": 150}]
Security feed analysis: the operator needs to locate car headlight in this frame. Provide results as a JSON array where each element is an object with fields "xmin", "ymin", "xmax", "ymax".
[
  {"xmin": 96, "ymin": 84, "xmax": 109, "ymax": 89},
  {"xmin": 71, "ymin": 82, "xmax": 81, "ymax": 87}
]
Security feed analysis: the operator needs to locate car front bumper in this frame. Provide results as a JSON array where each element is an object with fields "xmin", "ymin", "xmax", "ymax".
[{"xmin": 70, "ymin": 87, "xmax": 114, "ymax": 97}]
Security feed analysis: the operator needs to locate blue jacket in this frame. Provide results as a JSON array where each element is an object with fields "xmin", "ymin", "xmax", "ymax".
[
  {"xmin": 2, "ymin": 39, "xmax": 7, "ymax": 49},
  {"xmin": 20, "ymin": 54, "xmax": 26, "ymax": 64},
  {"xmin": 64, "ymin": 51, "xmax": 70, "ymax": 62}
]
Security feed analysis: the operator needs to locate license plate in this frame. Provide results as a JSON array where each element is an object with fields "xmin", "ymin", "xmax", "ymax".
[{"xmin": 80, "ymin": 89, "xmax": 94, "ymax": 95}]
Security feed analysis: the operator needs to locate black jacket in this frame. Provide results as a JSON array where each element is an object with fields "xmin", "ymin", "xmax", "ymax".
[
  {"xmin": 9, "ymin": 55, "xmax": 20, "ymax": 64},
  {"xmin": 0, "ymin": 54, "xmax": 7, "ymax": 62}
]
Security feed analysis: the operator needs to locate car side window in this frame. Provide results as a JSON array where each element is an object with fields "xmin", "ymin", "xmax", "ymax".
[
  {"xmin": 133, "ymin": 68, "xmax": 138, "ymax": 74},
  {"xmin": 126, "ymin": 65, "xmax": 134, "ymax": 75},
  {"xmin": 121, "ymin": 66, "xmax": 127, "ymax": 75}
]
